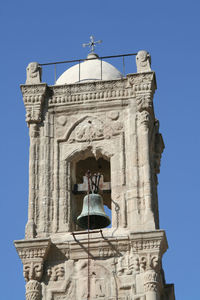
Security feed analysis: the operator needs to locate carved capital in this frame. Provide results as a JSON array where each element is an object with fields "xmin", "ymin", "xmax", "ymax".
[
  {"xmin": 144, "ymin": 270, "xmax": 160, "ymax": 293},
  {"xmin": 20, "ymin": 84, "xmax": 47, "ymax": 124},
  {"xmin": 14, "ymin": 239, "xmax": 51, "ymax": 282},
  {"xmin": 138, "ymin": 254, "xmax": 160, "ymax": 274},
  {"xmin": 23, "ymin": 261, "xmax": 43, "ymax": 281},
  {"xmin": 136, "ymin": 93, "xmax": 153, "ymax": 113},
  {"xmin": 126, "ymin": 73, "xmax": 156, "ymax": 93},
  {"xmin": 137, "ymin": 110, "xmax": 152, "ymax": 130},
  {"xmin": 26, "ymin": 279, "xmax": 41, "ymax": 300}
]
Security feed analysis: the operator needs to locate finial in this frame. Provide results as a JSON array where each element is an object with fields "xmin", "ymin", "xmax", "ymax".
[{"xmin": 82, "ymin": 35, "xmax": 102, "ymax": 53}]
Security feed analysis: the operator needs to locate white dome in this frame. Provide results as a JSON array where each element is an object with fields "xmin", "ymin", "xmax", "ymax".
[{"xmin": 56, "ymin": 53, "xmax": 123, "ymax": 85}]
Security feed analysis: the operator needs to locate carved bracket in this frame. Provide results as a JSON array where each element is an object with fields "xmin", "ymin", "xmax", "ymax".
[
  {"xmin": 14, "ymin": 238, "xmax": 51, "ymax": 282},
  {"xmin": 21, "ymin": 84, "xmax": 47, "ymax": 125}
]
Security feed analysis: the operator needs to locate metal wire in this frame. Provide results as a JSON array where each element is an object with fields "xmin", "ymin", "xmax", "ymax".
[
  {"xmin": 123, "ymin": 56, "xmax": 125, "ymax": 76},
  {"xmin": 39, "ymin": 52, "xmax": 137, "ymax": 66},
  {"xmin": 87, "ymin": 171, "xmax": 91, "ymax": 300},
  {"xmin": 54, "ymin": 64, "xmax": 56, "ymax": 84}
]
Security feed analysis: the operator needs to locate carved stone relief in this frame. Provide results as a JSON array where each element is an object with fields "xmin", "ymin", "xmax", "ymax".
[
  {"xmin": 21, "ymin": 84, "xmax": 47, "ymax": 124},
  {"xmin": 67, "ymin": 116, "xmax": 123, "ymax": 143},
  {"xmin": 26, "ymin": 280, "xmax": 41, "ymax": 300},
  {"xmin": 26, "ymin": 62, "xmax": 42, "ymax": 84},
  {"xmin": 46, "ymin": 264, "xmax": 65, "ymax": 281},
  {"xmin": 136, "ymin": 51, "xmax": 151, "ymax": 73},
  {"xmin": 23, "ymin": 262, "xmax": 43, "ymax": 282}
]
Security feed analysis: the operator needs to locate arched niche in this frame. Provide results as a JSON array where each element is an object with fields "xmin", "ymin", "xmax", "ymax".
[
  {"xmin": 68, "ymin": 149, "xmax": 112, "ymax": 231},
  {"xmin": 56, "ymin": 116, "xmax": 126, "ymax": 232}
]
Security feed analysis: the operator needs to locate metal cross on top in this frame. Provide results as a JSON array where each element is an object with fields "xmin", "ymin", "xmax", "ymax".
[{"xmin": 82, "ymin": 35, "xmax": 102, "ymax": 53}]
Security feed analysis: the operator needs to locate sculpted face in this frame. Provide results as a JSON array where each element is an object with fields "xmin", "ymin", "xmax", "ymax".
[
  {"xmin": 29, "ymin": 62, "xmax": 38, "ymax": 73},
  {"xmin": 137, "ymin": 50, "xmax": 147, "ymax": 62}
]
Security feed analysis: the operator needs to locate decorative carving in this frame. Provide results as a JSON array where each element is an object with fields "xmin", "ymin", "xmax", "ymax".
[
  {"xmin": 136, "ymin": 50, "xmax": 151, "ymax": 73},
  {"xmin": 18, "ymin": 248, "xmax": 47, "ymax": 260},
  {"xmin": 137, "ymin": 110, "xmax": 151, "ymax": 129},
  {"xmin": 49, "ymin": 79, "xmax": 133, "ymax": 105},
  {"xmin": 154, "ymin": 120, "xmax": 165, "ymax": 174},
  {"xmin": 26, "ymin": 62, "xmax": 42, "ymax": 85},
  {"xmin": 132, "ymin": 238, "xmax": 162, "ymax": 252},
  {"xmin": 15, "ymin": 239, "xmax": 51, "ymax": 261},
  {"xmin": 136, "ymin": 94, "xmax": 153, "ymax": 112},
  {"xmin": 144, "ymin": 270, "xmax": 160, "ymax": 293},
  {"xmin": 126, "ymin": 73, "xmax": 154, "ymax": 92},
  {"xmin": 108, "ymin": 111, "xmax": 119, "ymax": 120},
  {"xmin": 21, "ymin": 84, "xmax": 47, "ymax": 124},
  {"xmin": 68, "ymin": 117, "xmax": 123, "ymax": 143},
  {"xmin": 99, "ymin": 247, "xmax": 119, "ymax": 258},
  {"xmin": 23, "ymin": 262, "xmax": 43, "ymax": 282},
  {"xmin": 149, "ymin": 255, "xmax": 160, "ymax": 272},
  {"xmin": 57, "ymin": 116, "xmax": 67, "ymax": 126},
  {"xmin": 116, "ymin": 252, "xmax": 140, "ymax": 276},
  {"xmin": 26, "ymin": 280, "xmax": 41, "ymax": 300},
  {"xmin": 139, "ymin": 256, "xmax": 147, "ymax": 272},
  {"xmin": 46, "ymin": 265, "xmax": 65, "ymax": 281},
  {"xmin": 132, "ymin": 254, "xmax": 161, "ymax": 274}
]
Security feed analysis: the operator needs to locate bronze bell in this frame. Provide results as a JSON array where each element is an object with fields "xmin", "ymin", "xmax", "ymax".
[{"xmin": 77, "ymin": 193, "xmax": 111, "ymax": 230}]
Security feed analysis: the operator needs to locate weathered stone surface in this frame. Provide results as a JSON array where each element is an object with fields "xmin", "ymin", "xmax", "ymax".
[
  {"xmin": 15, "ymin": 55, "xmax": 175, "ymax": 300},
  {"xmin": 136, "ymin": 50, "xmax": 152, "ymax": 73},
  {"xmin": 26, "ymin": 62, "xmax": 42, "ymax": 85}
]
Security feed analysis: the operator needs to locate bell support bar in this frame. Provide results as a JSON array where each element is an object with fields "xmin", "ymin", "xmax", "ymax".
[
  {"xmin": 71, "ymin": 229, "xmax": 104, "ymax": 241},
  {"xmin": 73, "ymin": 175, "xmax": 111, "ymax": 194}
]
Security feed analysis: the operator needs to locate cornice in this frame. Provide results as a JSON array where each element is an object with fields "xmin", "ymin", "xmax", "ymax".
[
  {"xmin": 47, "ymin": 72, "xmax": 156, "ymax": 107},
  {"xmin": 14, "ymin": 238, "xmax": 51, "ymax": 262},
  {"xmin": 20, "ymin": 83, "xmax": 47, "ymax": 124}
]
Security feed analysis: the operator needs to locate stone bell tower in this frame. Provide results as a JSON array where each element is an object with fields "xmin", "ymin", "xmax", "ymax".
[{"xmin": 15, "ymin": 40, "xmax": 175, "ymax": 300}]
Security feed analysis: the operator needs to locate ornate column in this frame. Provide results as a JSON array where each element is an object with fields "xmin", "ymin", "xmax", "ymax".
[
  {"xmin": 15, "ymin": 239, "xmax": 51, "ymax": 300},
  {"xmin": 21, "ymin": 82, "xmax": 47, "ymax": 238},
  {"xmin": 136, "ymin": 91, "xmax": 155, "ymax": 229},
  {"xmin": 135, "ymin": 51, "xmax": 156, "ymax": 229},
  {"xmin": 130, "ymin": 231, "xmax": 167, "ymax": 300},
  {"xmin": 127, "ymin": 70, "xmax": 157, "ymax": 230},
  {"xmin": 144, "ymin": 269, "xmax": 160, "ymax": 300}
]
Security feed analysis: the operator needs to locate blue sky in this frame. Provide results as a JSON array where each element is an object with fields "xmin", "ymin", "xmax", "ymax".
[{"xmin": 0, "ymin": 1, "xmax": 199, "ymax": 299}]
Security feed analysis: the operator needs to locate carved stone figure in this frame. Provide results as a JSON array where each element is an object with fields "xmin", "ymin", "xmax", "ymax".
[
  {"xmin": 136, "ymin": 50, "xmax": 151, "ymax": 73},
  {"xmin": 26, "ymin": 62, "xmax": 42, "ymax": 84}
]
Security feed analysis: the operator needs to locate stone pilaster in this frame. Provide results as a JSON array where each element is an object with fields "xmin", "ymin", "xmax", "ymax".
[
  {"xmin": 144, "ymin": 270, "xmax": 160, "ymax": 300},
  {"xmin": 14, "ymin": 239, "xmax": 51, "ymax": 300},
  {"xmin": 21, "ymin": 83, "xmax": 47, "ymax": 238}
]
